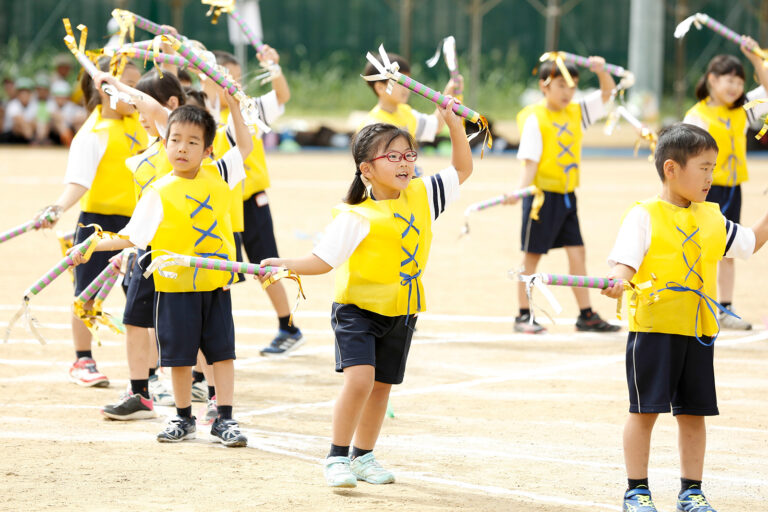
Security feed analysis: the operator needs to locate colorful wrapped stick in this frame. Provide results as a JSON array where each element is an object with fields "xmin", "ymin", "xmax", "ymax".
[
  {"xmin": 459, "ymin": 186, "xmax": 543, "ymax": 237},
  {"xmin": 73, "ymin": 251, "xmax": 127, "ymax": 346},
  {"xmin": 226, "ymin": 7, "xmax": 282, "ymax": 84},
  {"xmin": 111, "ymin": 9, "xmax": 189, "ymax": 43},
  {"xmin": 426, "ymin": 35, "xmax": 462, "ymax": 98},
  {"xmin": 0, "ymin": 207, "xmax": 60, "ymax": 245},
  {"xmin": 363, "ymin": 44, "xmax": 491, "ymax": 152},
  {"xmin": 162, "ymin": 34, "xmax": 271, "ymax": 133},
  {"xmin": 3, "ymin": 225, "xmax": 113, "ymax": 344},
  {"xmin": 116, "ymin": 47, "xmax": 190, "ymax": 69},
  {"xmin": 675, "ymin": 12, "xmax": 768, "ymax": 62},
  {"xmin": 604, "ymin": 106, "xmax": 657, "ymax": 161},
  {"xmin": 539, "ymin": 51, "xmax": 635, "ymax": 93}
]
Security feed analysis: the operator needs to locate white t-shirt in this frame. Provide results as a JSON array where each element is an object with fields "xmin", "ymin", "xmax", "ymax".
[
  {"xmin": 119, "ymin": 148, "xmax": 245, "ymax": 249},
  {"xmin": 517, "ymin": 90, "xmax": 609, "ymax": 163},
  {"xmin": 223, "ymin": 90, "xmax": 284, "ymax": 139},
  {"xmin": 2, "ymin": 98, "xmax": 36, "ymax": 132},
  {"xmin": 607, "ymin": 202, "xmax": 755, "ymax": 271},
  {"xmin": 412, "ymin": 108, "xmax": 439, "ymax": 143},
  {"xmin": 46, "ymin": 99, "xmax": 86, "ymax": 127},
  {"xmin": 683, "ymin": 86, "xmax": 768, "ymax": 131},
  {"xmin": 312, "ymin": 166, "xmax": 460, "ymax": 268},
  {"xmin": 63, "ymin": 127, "xmax": 108, "ymax": 189}
]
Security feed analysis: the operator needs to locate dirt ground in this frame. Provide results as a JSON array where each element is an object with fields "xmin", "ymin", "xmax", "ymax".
[{"xmin": 0, "ymin": 146, "xmax": 766, "ymax": 511}]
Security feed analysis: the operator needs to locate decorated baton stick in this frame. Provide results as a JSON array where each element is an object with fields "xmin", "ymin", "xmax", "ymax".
[
  {"xmin": 74, "ymin": 252, "xmax": 127, "ymax": 345},
  {"xmin": 163, "ymin": 34, "xmax": 271, "ymax": 133},
  {"xmin": 0, "ymin": 207, "xmax": 60, "ymax": 245},
  {"xmin": 363, "ymin": 44, "xmax": 491, "ymax": 151},
  {"xmin": 604, "ymin": 106, "xmax": 658, "ymax": 160},
  {"xmin": 116, "ymin": 47, "xmax": 190, "ymax": 69},
  {"xmin": 426, "ymin": 36, "xmax": 462, "ymax": 98},
  {"xmin": 675, "ymin": 12, "xmax": 768, "ymax": 62},
  {"xmin": 539, "ymin": 51, "xmax": 635, "ymax": 94},
  {"xmin": 111, "ymin": 9, "xmax": 189, "ymax": 42},
  {"xmin": 460, "ymin": 186, "xmax": 543, "ymax": 238},
  {"xmin": 4, "ymin": 225, "xmax": 110, "ymax": 344}
]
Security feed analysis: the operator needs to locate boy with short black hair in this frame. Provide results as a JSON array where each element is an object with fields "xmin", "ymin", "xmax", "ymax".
[
  {"xmin": 71, "ymin": 95, "xmax": 253, "ymax": 447},
  {"xmin": 602, "ymin": 123, "xmax": 768, "ymax": 511}
]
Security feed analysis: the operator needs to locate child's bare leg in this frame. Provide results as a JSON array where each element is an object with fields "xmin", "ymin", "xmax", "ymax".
[
  {"xmin": 564, "ymin": 245, "xmax": 590, "ymax": 309},
  {"xmin": 211, "ymin": 359, "xmax": 233, "ymax": 406},
  {"xmin": 71, "ymin": 304, "xmax": 93, "ymax": 352},
  {"xmin": 261, "ymin": 277, "xmax": 291, "ymax": 317},
  {"xmin": 351, "ymin": 381, "xmax": 392, "ymax": 450},
  {"xmin": 171, "ymin": 366, "xmax": 193, "ymax": 409},
  {"xmin": 332, "ymin": 365, "xmax": 375, "ymax": 446},
  {"xmin": 624, "ymin": 412, "xmax": 658, "ymax": 478},
  {"xmin": 148, "ymin": 328, "xmax": 158, "ymax": 369},
  {"xmin": 125, "ymin": 325, "xmax": 150, "ymax": 379},
  {"xmin": 677, "ymin": 414, "xmax": 706, "ymax": 481},
  {"xmin": 717, "ymin": 258, "xmax": 735, "ymax": 304},
  {"xmin": 198, "ymin": 351, "xmax": 215, "ymax": 386},
  {"xmin": 517, "ymin": 252, "xmax": 543, "ymax": 310}
]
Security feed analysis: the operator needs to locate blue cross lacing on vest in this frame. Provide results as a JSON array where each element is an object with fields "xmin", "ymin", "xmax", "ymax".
[
  {"xmin": 186, "ymin": 194, "xmax": 213, "ymax": 218},
  {"xmin": 394, "ymin": 212, "xmax": 421, "ymax": 323},
  {"xmin": 553, "ymin": 121, "xmax": 576, "ymax": 208},
  {"xmin": 186, "ymin": 194, "xmax": 224, "ymax": 290},
  {"xmin": 134, "ymin": 146, "xmax": 160, "ymax": 197},
  {"xmin": 717, "ymin": 116, "xmax": 740, "ymax": 214},
  {"xmin": 125, "ymin": 130, "xmax": 142, "ymax": 152}
]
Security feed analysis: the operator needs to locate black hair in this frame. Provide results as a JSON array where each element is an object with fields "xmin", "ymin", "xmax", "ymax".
[
  {"xmin": 81, "ymin": 57, "xmax": 138, "ymax": 112},
  {"xmin": 694, "ymin": 54, "xmax": 746, "ymax": 108},
  {"xmin": 184, "ymin": 87, "xmax": 208, "ymax": 109},
  {"xmin": 538, "ymin": 60, "xmax": 579, "ymax": 83},
  {"xmin": 363, "ymin": 52, "xmax": 410, "ymax": 95},
  {"xmin": 212, "ymin": 50, "xmax": 239, "ymax": 67},
  {"xmin": 176, "ymin": 68, "xmax": 193, "ymax": 85},
  {"xmin": 345, "ymin": 123, "xmax": 415, "ymax": 205},
  {"xmin": 136, "ymin": 69, "xmax": 186, "ymax": 108},
  {"xmin": 166, "ymin": 104, "xmax": 217, "ymax": 148},
  {"xmin": 654, "ymin": 123, "xmax": 718, "ymax": 181}
]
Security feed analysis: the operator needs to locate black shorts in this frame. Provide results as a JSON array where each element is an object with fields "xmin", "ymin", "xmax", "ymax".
[
  {"xmin": 626, "ymin": 331, "xmax": 718, "ymax": 416},
  {"xmin": 232, "ymin": 232, "xmax": 245, "ymax": 284},
  {"xmin": 241, "ymin": 191, "xmax": 280, "ymax": 263},
  {"xmin": 122, "ymin": 247, "xmax": 155, "ymax": 328},
  {"xmin": 706, "ymin": 185, "xmax": 741, "ymax": 224},
  {"xmin": 521, "ymin": 191, "xmax": 583, "ymax": 254},
  {"xmin": 73, "ymin": 212, "xmax": 131, "ymax": 296},
  {"xmin": 331, "ymin": 302, "xmax": 417, "ymax": 385},
  {"xmin": 154, "ymin": 289, "xmax": 236, "ymax": 367}
]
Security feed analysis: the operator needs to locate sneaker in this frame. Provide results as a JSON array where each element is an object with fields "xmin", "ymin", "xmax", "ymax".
[
  {"xmin": 323, "ymin": 456, "xmax": 357, "ymax": 488},
  {"xmin": 349, "ymin": 452, "xmax": 395, "ymax": 484},
  {"xmin": 260, "ymin": 328, "xmax": 305, "ymax": 356},
  {"xmin": 191, "ymin": 379, "xmax": 208, "ymax": 402},
  {"xmin": 718, "ymin": 305, "xmax": 752, "ymax": 330},
  {"xmin": 514, "ymin": 314, "xmax": 547, "ymax": 334},
  {"xmin": 69, "ymin": 357, "xmax": 110, "ymax": 387},
  {"xmin": 200, "ymin": 395, "xmax": 217, "ymax": 425},
  {"xmin": 210, "ymin": 417, "xmax": 247, "ymax": 447},
  {"xmin": 623, "ymin": 487, "xmax": 658, "ymax": 511},
  {"xmin": 101, "ymin": 392, "xmax": 157, "ymax": 420},
  {"xmin": 576, "ymin": 311, "xmax": 621, "ymax": 332},
  {"xmin": 156, "ymin": 415, "xmax": 196, "ymax": 442},
  {"xmin": 677, "ymin": 489, "xmax": 717, "ymax": 511},
  {"xmin": 148, "ymin": 374, "xmax": 175, "ymax": 406}
]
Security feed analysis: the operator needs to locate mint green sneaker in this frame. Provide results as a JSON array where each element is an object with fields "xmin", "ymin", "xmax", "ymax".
[
  {"xmin": 323, "ymin": 456, "xmax": 356, "ymax": 488},
  {"xmin": 349, "ymin": 452, "xmax": 395, "ymax": 484}
]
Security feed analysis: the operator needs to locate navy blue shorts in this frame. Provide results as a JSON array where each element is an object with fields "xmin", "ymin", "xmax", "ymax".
[
  {"xmin": 626, "ymin": 331, "xmax": 718, "ymax": 416},
  {"xmin": 706, "ymin": 185, "xmax": 741, "ymax": 224},
  {"xmin": 73, "ymin": 212, "xmax": 130, "ymax": 296},
  {"xmin": 331, "ymin": 302, "xmax": 416, "ymax": 385},
  {"xmin": 520, "ymin": 191, "xmax": 583, "ymax": 254},
  {"xmin": 241, "ymin": 191, "xmax": 280, "ymax": 263},
  {"xmin": 154, "ymin": 289, "xmax": 236, "ymax": 367},
  {"xmin": 122, "ymin": 247, "xmax": 155, "ymax": 328},
  {"xmin": 232, "ymin": 232, "xmax": 246, "ymax": 284}
]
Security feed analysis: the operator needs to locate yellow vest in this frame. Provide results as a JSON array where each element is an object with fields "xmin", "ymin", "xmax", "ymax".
[
  {"xmin": 629, "ymin": 198, "xmax": 726, "ymax": 337},
  {"xmin": 686, "ymin": 99, "xmax": 748, "ymax": 186},
  {"xmin": 79, "ymin": 106, "xmax": 148, "ymax": 216},
  {"xmin": 150, "ymin": 165, "xmax": 236, "ymax": 293},
  {"xmin": 333, "ymin": 178, "xmax": 433, "ymax": 317},
  {"xmin": 212, "ymin": 127, "xmax": 245, "ymax": 232},
  {"xmin": 529, "ymin": 102, "xmax": 582, "ymax": 193},
  {"xmin": 360, "ymin": 104, "xmax": 419, "ymax": 137},
  {"xmin": 125, "ymin": 138, "xmax": 173, "ymax": 201}
]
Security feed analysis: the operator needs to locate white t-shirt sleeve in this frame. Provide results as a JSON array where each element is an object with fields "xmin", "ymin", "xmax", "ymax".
[
  {"xmin": 724, "ymin": 219, "xmax": 755, "ymax": 259},
  {"xmin": 412, "ymin": 108, "xmax": 439, "ymax": 142},
  {"xmin": 119, "ymin": 188, "xmax": 164, "ymax": 250},
  {"xmin": 311, "ymin": 211, "xmax": 370, "ymax": 268},
  {"xmin": 63, "ymin": 129, "xmax": 108, "ymax": 188},
  {"xmin": 579, "ymin": 89, "xmax": 608, "ymax": 129},
  {"xmin": 745, "ymin": 85, "xmax": 768, "ymax": 125},
  {"xmin": 214, "ymin": 147, "xmax": 246, "ymax": 189},
  {"xmin": 607, "ymin": 205, "xmax": 650, "ymax": 271},
  {"xmin": 683, "ymin": 113, "xmax": 708, "ymax": 131},
  {"xmin": 257, "ymin": 89, "xmax": 285, "ymax": 126},
  {"xmin": 517, "ymin": 113, "xmax": 543, "ymax": 162},
  {"xmin": 423, "ymin": 166, "xmax": 461, "ymax": 221}
]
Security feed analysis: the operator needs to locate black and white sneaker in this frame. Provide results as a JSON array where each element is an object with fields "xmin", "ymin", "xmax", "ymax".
[
  {"xmin": 210, "ymin": 418, "xmax": 248, "ymax": 447},
  {"xmin": 259, "ymin": 328, "xmax": 305, "ymax": 356},
  {"xmin": 102, "ymin": 392, "xmax": 157, "ymax": 421},
  {"xmin": 156, "ymin": 415, "xmax": 196, "ymax": 442}
]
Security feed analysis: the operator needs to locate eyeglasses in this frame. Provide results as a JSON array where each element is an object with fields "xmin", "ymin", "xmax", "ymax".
[{"xmin": 371, "ymin": 150, "xmax": 418, "ymax": 163}]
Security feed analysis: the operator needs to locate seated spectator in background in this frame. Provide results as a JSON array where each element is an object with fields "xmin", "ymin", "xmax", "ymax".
[
  {"xmin": 1, "ymin": 77, "xmax": 16, "ymax": 132},
  {"xmin": 1, "ymin": 77, "xmax": 36, "ymax": 143},
  {"xmin": 33, "ymin": 74, "xmax": 53, "ymax": 144},
  {"xmin": 48, "ymin": 81, "xmax": 86, "ymax": 146}
]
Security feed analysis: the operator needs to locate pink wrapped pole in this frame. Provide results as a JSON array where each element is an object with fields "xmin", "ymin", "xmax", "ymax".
[
  {"xmin": 117, "ymin": 47, "xmax": 190, "ymax": 68},
  {"xmin": 0, "ymin": 209, "xmax": 59, "ymax": 245},
  {"xmin": 230, "ymin": 9, "xmax": 266, "ymax": 53},
  {"xmin": 75, "ymin": 256, "xmax": 122, "ymax": 304},
  {"xmin": 25, "ymin": 232, "xmax": 101, "ymax": 298},
  {"xmin": 460, "ymin": 186, "xmax": 542, "ymax": 237},
  {"xmin": 166, "ymin": 36, "xmax": 238, "ymax": 94},
  {"xmin": 112, "ymin": 9, "xmax": 189, "ymax": 42},
  {"xmin": 540, "ymin": 273, "xmax": 624, "ymax": 290},
  {"xmin": 559, "ymin": 52, "xmax": 627, "ymax": 78},
  {"xmin": 674, "ymin": 13, "xmax": 768, "ymax": 61}
]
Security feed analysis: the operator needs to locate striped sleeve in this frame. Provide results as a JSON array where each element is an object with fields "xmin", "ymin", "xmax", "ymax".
[
  {"xmin": 423, "ymin": 166, "xmax": 460, "ymax": 221},
  {"xmin": 214, "ymin": 147, "xmax": 245, "ymax": 190},
  {"xmin": 579, "ymin": 89, "xmax": 607, "ymax": 130},
  {"xmin": 724, "ymin": 219, "xmax": 756, "ymax": 259}
]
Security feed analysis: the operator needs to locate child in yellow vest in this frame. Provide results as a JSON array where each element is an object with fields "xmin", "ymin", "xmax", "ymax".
[
  {"xmin": 41, "ymin": 58, "xmax": 147, "ymax": 388},
  {"xmin": 682, "ymin": 36, "xmax": 768, "ymax": 330},
  {"xmin": 71, "ymin": 96, "xmax": 253, "ymax": 447},
  {"xmin": 260, "ymin": 98, "xmax": 472, "ymax": 487},
  {"xmin": 602, "ymin": 123, "xmax": 768, "ymax": 511},
  {"xmin": 207, "ymin": 48, "xmax": 303, "ymax": 356},
  {"xmin": 506, "ymin": 57, "xmax": 617, "ymax": 334}
]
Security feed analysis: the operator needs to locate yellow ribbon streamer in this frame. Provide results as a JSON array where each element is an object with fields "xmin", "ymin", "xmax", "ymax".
[
  {"xmin": 261, "ymin": 269, "xmax": 306, "ymax": 327},
  {"xmin": 529, "ymin": 188, "xmax": 545, "ymax": 221},
  {"xmin": 539, "ymin": 51, "xmax": 575, "ymax": 88},
  {"xmin": 633, "ymin": 129, "xmax": 658, "ymax": 163},
  {"xmin": 744, "ymin": 98, "xmax": 768, "ymax": 140},
  {"xmin": 202, "ymin": 0, "xmax": 235, "ymax": 24}
]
